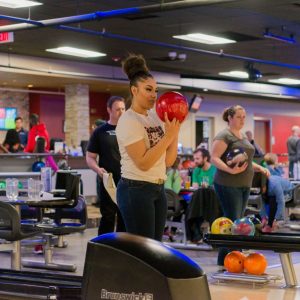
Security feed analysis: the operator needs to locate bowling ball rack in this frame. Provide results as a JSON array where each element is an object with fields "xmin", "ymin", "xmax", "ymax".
[
  {"xmin": 0, "ymin": 268, "xmax": 82, "ymax": 299},
  {"xmin": 204, "ymin": 233, "xmax": 300, "ymax": 288},
  {"xmin": 211, "ymin": 271, "xmax": 282, "ymax": 288}
]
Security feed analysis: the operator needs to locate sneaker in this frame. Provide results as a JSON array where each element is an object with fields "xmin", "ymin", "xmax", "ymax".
[
  {"xmin": 275, "ymin": 220, "xmax": 286, "ymax": 228},
  {"xmin": 192, "ymin": 238, "xmax": 203, "ymax": 245},
  {"xmin": 34, "ymin": 244, "xmax": 43, "ymax": 254}
]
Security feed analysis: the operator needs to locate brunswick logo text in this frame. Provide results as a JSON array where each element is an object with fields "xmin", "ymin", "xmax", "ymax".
[{"xmin": 101, "ymin": 289, "xmax": 154, "ymax": 300}]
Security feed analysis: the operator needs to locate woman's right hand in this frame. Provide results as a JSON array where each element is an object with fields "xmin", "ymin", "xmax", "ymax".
[
  {"xmin": 227, "ymin": 162, "xmax": 248, "ymax": 174},
  {"xmin": 164, "ymin": 112, "xmax": 180, "ymax": 142}
]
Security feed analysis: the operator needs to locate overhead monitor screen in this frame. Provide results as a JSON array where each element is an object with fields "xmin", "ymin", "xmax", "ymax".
[{"xmin": 0, "ymin": 107, "xmax": 17, "ymax": 130}]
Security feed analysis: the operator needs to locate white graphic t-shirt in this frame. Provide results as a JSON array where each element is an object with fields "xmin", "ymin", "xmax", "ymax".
[{"xmin": 116, "ymin": 108, "xmax": 166, "ymax": 182}]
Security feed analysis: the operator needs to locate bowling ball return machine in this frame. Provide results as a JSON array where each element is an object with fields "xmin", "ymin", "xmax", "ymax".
[
  {"xmin": 0, "ymin": 233, "xmax": 211, "ymax": 299},
  {"xmin": 204, "ymin": 232, "xmax": 300, "ymax": 288}
]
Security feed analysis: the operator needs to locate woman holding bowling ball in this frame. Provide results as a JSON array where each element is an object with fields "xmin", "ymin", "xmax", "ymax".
[
  {"xmin": 116, "ymin": 54, "xmax": 181, "ymax": 241},
  {"xmin": 211, "ymin": 105, "xmax": 270, "ymax": 269}
]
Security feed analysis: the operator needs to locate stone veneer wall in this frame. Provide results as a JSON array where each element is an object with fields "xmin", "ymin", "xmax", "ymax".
[
  {"xmin": 64, "ymin": 84, "xmax": 90, "ymax": 147},
  {"xmin": 0, "ymin": 90, "xmax": 29, "ymax": 143}
]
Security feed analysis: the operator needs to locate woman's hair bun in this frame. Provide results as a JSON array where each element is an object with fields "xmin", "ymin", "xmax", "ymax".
[{"xmin": 122, "ymin": 54, "xmax": 150, "ymax": 81}]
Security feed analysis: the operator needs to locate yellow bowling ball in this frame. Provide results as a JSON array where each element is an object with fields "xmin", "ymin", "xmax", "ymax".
[{"xmin": 211, "ymin": 217, "xmax": 233, "ymax": 234}]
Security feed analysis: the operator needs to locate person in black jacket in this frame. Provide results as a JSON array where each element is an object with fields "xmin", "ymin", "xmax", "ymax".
[
  {"xmin": 15, "ymin": 116, "xmax": 28, "ymax": 150},
  {"xmin": 86, "ymin": 96, "xmax": 126, "ymax": 235}
]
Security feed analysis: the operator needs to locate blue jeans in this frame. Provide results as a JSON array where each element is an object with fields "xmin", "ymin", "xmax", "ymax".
[
  {"xmin": 117, "ymin": 178, "xmax": 167, "ymax": 241},
  {"xmin": 214, "ymin": 183, "xmax": 250, "ymax": 266},
  {"xmin": 260, "ymin": 175, "xmax": 294, "ymax": 221}
]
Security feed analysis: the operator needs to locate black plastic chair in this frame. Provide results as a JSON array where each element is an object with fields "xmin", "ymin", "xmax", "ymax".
[
  {"xmin": 22, "ymin": 173, "xmax": 87, "ymax": 272},
  {"xmin": 0, "ymin": 201, "xmax": 42, "ymax": 270},
  {"xmin": 186, "ymin": 188, "xmax": 221, "ymax": 243},
  {"xmin": 246, "ymin": 172, "xmax": 266, "ymax": 214},
  {"xmin": 165, "ymin": 189, "xmax": 187, "ymax": 244}
]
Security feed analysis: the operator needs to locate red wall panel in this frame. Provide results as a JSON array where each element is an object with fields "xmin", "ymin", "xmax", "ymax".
[
  {"xmin": 39, "ymin": 95, "xmax": 65, "ymax": 140},
  {"xmin": 29, "ymin": 91, "xmax": 112, "ymax": 140},
  {"xmin": 89, "ymin": 92, "xmax": 110, "ymax": 119},
  {"xmin": 257, "ymin": 113, "xmax": 300, "ymax": 162},
  {"xmin": 29, "ymin": 93, "xmax": 41, "ymax": 115}
]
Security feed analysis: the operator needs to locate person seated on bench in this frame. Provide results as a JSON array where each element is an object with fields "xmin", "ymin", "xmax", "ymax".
[
  {"xmin": 264, "ymin": 152, "xmax": 285, "ymax": 177},
  {"xmin": 164, "ymin": 157, "xmax": 187, "ymax": 241},
  {"xmin": 165, "ymin": 157, "xmax": 182, "ymax": 194},
  {"xmin": 261, "ymin": 153, "xmax": 294, "ymax": 232},
  {"xmin": 185, "ymin": 148, "xmax": 217, "ymax": 243},
  {"xmin": 192, "ymin": 148, "xmax": 216, "ymax": 189}
]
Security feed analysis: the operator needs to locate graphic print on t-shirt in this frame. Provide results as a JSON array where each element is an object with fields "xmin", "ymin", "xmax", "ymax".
[
  {"xmin": 145, "ymin": 126, "xmax": 164, "ymax": 148},
  {"xmin": 106, "ymin": 130, "xmax": 116, "ymax": 135}
]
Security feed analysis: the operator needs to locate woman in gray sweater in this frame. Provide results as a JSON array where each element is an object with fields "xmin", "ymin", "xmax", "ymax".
[{"xmin": 211, "ymin": 105, "xmax": 269, "ymax": 268}]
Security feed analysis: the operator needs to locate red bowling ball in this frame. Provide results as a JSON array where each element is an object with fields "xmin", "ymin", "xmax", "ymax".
[{"xmin": 156, "ymin": 91, "xmax": 189, "ymax": 123}]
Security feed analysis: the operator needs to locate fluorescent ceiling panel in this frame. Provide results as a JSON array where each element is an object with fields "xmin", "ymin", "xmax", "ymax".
[
  {"xmin": 219, "ymin": 71, "xmax": 249, "ymax": 79},
  {"xmin": 46, "ymin": 47, "xmax": 107, "ymax": 58},
  {"xmin": 0, "ymin": 0, "xmax": 42, "ymax": 8},
  {"xmin": 173, "ymin": 33, "xmax": 236, "ymax": 45},
  {"xmin": 268, "ymin": 78, "xmax": 300, "ymax": 85}
]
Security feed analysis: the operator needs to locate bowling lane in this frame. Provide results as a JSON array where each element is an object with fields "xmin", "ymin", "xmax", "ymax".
[
  {"xmin": 210, "ymin": 281, "xmax": 300, "ymax": 300},
  {"xmin": 1, "ymin": 228, "xmax": 300, "ymax": 299}
]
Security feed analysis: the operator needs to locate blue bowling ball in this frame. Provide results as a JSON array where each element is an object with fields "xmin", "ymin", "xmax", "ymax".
[
  {"xmin": 232, "ymin": 217, "xmax": 255, "ymax": 236},
  {"xmin": 32, "ymin": 161, "xmax": 46, "ymax": 172},
  {"xmin": 226, "ymin": 148, "xmax": 248, "ymax": 168}
]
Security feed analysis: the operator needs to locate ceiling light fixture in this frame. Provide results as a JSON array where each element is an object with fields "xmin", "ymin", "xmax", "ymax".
[
  {"xmin": 0, "ymin": 0, "xmax": 42, "ymax": 8},
  {"xmin": 168, "ymin": 51, "xmax": 177, "ymax": 60},
  {"xmin": 178, "ymin": 53, "xmax": 187, "ymax": 62},
  {"xmin": 245, "ymin": 62, "xmax": 262, "ymax": 81},
  {"xmin": 268, "ymin": 78, "xmax": 300, "ymax": 85},
  {"xmin": 219, "ymin": 71, "xmax": 249, "ymax": 79},
  {"xmin": 264, "ymin": 28, "xmax": 296, "ymax": 44},
  {"xmin": 173, "ymin": 33, "xmax": 236, "ymax": 45},
  {"xmin": 46, "ymin": 47, "xmax": 106, "ymax": 58}
]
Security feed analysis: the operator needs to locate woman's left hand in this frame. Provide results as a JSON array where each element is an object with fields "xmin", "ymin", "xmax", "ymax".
[{"xmin": 260, "ymin": 166, "xmax": 270, "ymax": 177}]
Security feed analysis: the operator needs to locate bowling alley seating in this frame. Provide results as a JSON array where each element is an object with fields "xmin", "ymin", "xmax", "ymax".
[
  {"xmin": 22, "ymin": 172, "xmax": 87, "ymax": 272},
  {"xmin": 165, "ymin": 188, "xmax": 186, "ymax": 243},
  {"xmin": 246, "ymin": 172, "xmax": 265, "ymax": 215},
  {"xmin": 0, "ymin": 201, "xmax": 42, "ymax": 270},
  {"xmin": 185, "ymin": 187, "xmax": 221, "ymax": 242},
  {"xmin": 285, "ymin": 183, "xmax": 300, "ymax": 219}
]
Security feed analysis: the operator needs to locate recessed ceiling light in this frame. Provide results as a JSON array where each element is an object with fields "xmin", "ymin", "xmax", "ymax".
[
  {"xmin": 173, "ymin": 33, "xmax": 236, "ymax": 45},
  {"xmin": 46, "ymin": 47, "xmax": 107, "ymax": 58},
  {"xmin": 27, "ymin": 84, "xmax": 34, "ymax": 88},
  {"xmin": 268, "ymin": 78, "xmax": 300, "ymax": 85},
  {"xmin": 0, "ymin": 0, "xmax": 42, "ymax": 8},
  {"xmin": 219, "ymin": 71, "xmax": 249, "ymax": 79}
]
